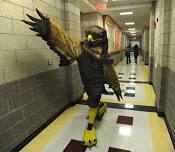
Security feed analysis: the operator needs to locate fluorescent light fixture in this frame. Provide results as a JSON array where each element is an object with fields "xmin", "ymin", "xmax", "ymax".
[
  {"xmin": 131, "ymin": 34, "xmax": 136, "ymax": 36},
  {"xmin": 130, "ymin": 31, "xmax": 136, "ymax": 34},
  {"xmin": 125, "ymin": 22, "xmax": 135, "ymax": 25},
  {"xmin": 120, "ymin": 12, "xmax": 133, "ymax": 15},
  {"xmin": 128, "ymin": 28, "xmax": 136, "ymax": 31},
  {"xmin": 119, "ymin": 126, "xmax": 132, "ymax": 136}
]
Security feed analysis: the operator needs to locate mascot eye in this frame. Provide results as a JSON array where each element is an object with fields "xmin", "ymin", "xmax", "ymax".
[{"xmin": 87, "ymin": 34, "xmax": 94, "ymax": 41}]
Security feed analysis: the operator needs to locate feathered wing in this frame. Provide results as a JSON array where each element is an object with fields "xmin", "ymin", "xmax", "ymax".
[
  {"xmin": 22, "ymin": 9, "xmax": 82, "ymax": 66},
  {"xmin": 103, "ymin": 64, "xmax": 122, "ymax": 101},
  {"xmin": 49, "ymin": 19, "xmax": 82, "ymax": 63}
]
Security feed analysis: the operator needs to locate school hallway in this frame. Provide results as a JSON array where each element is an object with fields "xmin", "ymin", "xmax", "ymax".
[
  {"xmin": 1, "ymin": 0, "xmax": 175, "ymax": 152},
  {"xmin": 19, "ymin": 55, "xmax": 174, "ymax": 152}
]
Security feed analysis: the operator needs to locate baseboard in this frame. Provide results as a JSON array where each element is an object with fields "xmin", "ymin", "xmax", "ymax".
[
  {"xmin": 164, "ymin": 116, "xmax": 175, "ymax": 149},
  {"xmin": 149, "ymin": 81, "xmax": 153, "ymax": 85},
  {"xmin": 156, "ymin": 106, "xmax": 165, "ymax": 117},
  {"xmin": 152, "ymin": 83, "xmax": 156, "ymax": 95},
  {"xmin": 11, "ymin": 97, "xmax": 82, "ymax": 152}
]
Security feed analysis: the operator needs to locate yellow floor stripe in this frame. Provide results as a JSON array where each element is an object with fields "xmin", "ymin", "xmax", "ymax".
[
  {"xmin": 149, "ymin": 113, "xmax": 175, "ymax": 152},
  {"xmin": 144, "ymin": 84, "xmax": 155, "ymax": 106},
  {"xmin": 141, "ymin": 63, "xmax": 149, "ymax": 81},
  {"xmin": 83, "ymin": 83, "xmax": 155, "ymax": 107},
  {"xmin": 20, "ymin": 105, "xmax": 81, "ymax": 152}
]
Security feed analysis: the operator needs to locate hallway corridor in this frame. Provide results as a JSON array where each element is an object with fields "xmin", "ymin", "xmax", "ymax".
[
  {"xmin": 20, "ymin": 56, "xmax": 174, "ymax": 152},
  {"xmin": 1, "ymin": 0, "xmax": 175, "ymax": 151}
]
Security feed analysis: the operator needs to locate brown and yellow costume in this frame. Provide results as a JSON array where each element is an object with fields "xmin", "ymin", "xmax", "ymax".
[
  {"xmin": 22, "ymin": 9, "xmax": 122, "ymax": 147},
  {"xmin": 50, "ymin": 19, "xmax": 121, "ymax": 100}
]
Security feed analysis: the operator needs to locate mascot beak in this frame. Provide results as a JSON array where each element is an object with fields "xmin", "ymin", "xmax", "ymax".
[{"xmin": 87, "ymin": 34, "xmax": 103, "ymax": 47}]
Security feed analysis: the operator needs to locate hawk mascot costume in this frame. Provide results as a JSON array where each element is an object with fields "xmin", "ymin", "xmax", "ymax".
[{"xmin": 22, "ymin": 9, "xmax": 122, "ymax": 147}]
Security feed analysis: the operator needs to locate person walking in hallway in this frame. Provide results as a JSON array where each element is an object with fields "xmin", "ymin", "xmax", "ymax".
[
  {"xmin": 133, "ymin": 44, "xmax": 139, "ymax": 63},
  {"xmin": 125, "ymin": 44, "xmax": 131, "ymax": 64}
]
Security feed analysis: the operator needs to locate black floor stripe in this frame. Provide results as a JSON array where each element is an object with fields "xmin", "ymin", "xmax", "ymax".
[
  {"xmin": 119, "ymin": 80, "xmax": 149, "ymax": 84},
  {"xmin": 118, "ymin": 73, "xmax": 124, "ymax": 74},
  {"xmin": 130, "ymin": 73, "xmax": 136, "ymax": 75},
  {"xmin": 79, "ymin": 100, "xmax": 156, "ymax": 112},
  {"xmin": 129, "ymin": 77, "xmax": 136, "ymax": 80},
  {"xmin": 124, "ymin": 93, "xmax": 135, "ymax": 97},
  {"xmin": 102, "ymin": 91, "xmax": 115, "ymax": 95},
  {"xmin": 126, "ymin": 87, "xmax": 135, "ymax": 90}
]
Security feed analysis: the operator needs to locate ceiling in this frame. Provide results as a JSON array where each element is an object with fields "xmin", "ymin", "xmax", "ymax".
[{"xmin": 79, "ymin": 0, "xmax": 156, "ymax": 39}]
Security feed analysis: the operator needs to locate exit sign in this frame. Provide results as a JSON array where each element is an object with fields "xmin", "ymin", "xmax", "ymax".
[
  {"xmin": 95, "ymin": 0, "xmax": 108, "ymax": 2},
  {"xmin": 96, "ymin": 2, "xmax": 107, "ymax": 10}
]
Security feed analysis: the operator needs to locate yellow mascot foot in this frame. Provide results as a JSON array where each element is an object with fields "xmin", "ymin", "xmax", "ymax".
[
  {"xmin": 96, "ymin": 103, "xmax": 107, "ymax": 120},
  {"xmin": 82, "ymin": 126, "xmax": 97, "ymax": 147}
]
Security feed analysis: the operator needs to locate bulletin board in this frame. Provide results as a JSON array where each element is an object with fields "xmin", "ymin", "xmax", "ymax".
[
  {"xmin": 103, "ymin": 15, "xmax": 127, "ymax": 53},
  {"xmin": 115, "ymin": 31, "xmax": 119, "ymax": 49}
]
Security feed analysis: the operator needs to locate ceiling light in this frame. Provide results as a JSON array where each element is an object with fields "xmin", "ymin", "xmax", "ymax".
[
  {"xmin": 125, "ymin": 22, "xmax": 135, "ymax": 25},
  {"xmin": 128, "ymin": 28, "xmax": 136, "ymax": 31},
  {"xmin": 130, "ymin": 31, "xmax": 136, "ymax": 34},
  {"xmin": 131, "ymin": 34, "xmax": 136, "ymax": 36},
  {"xmin": 120, "ymin": 12, "xmax": 133, "ymax": 15}
]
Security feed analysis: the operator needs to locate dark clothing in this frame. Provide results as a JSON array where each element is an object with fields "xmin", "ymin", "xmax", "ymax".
[
  {"xmin": 77, "ymin": 52, "xmax": 106, "ymax": 107},
  {"xmin": 133, "ymin": 46, "xmax": 139, "ymax": 57},
  {"xmin": 126, "ymin": 56, "xmax": 131, "ymax": 64},
  {"xmin": 133, "ymin": 45, "xmax": 139, "ymax": 63},
  {"xmin": 125, "ymin": 47, "xmax": 131, "ymax": 64}
]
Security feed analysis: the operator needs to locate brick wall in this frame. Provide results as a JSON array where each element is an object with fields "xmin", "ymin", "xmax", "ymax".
[
  {"xmin": 153, "ymin": 0, "xmax": 175, "ymax": 143},
  {"xmin": 148, "ymin": 3, "xmax": 155, "ymax": 82},
  {"xmin": 80, "ymin": 12, "xmax": 103, "ymax": 39},
  {"xmin": 142, "ymin": 27, "xmax": 149, "ymax": 65},
  {"xmin": 0, "ymin": 0, "xmax": 83, "ymax": 151},
  {"xmin": 0, "ymin": 0, "xmax": 66, "ymax": 84},
  {"xmin": 153, "ymin": 0, "xmax": 170, "ymax": 112},
  {"xmin": 165, "ymin": 0, "xmax": 175, "ymax": 142}
]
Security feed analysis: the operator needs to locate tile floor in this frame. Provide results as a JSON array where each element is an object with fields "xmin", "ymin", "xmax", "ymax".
[{"xmin": 20, "ymin": 55, "xmax": 174, "ymax": 152}]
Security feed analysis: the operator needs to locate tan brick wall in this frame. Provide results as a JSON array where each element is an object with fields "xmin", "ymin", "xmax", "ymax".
[
  {"xmin": 0, "ymin": 0, "xmax": 81, "ymax": 85},
  {"xmin": 0, "ymin": 1, "xmax": 83, "ymax": 151},
  {"xmin": 64, "ymin": 0, "xmax": 81, "ymax": 40},
  {"xmin": 154, "ymin": 0, "xmax": 170, "ymax": 68},
  {"xmin": 168, "ymin": 0, "xmax": 175, "ymax": 72},
  {"xmin": 80, "ymin": 12, "xmax": 103, "ymax": 39}
]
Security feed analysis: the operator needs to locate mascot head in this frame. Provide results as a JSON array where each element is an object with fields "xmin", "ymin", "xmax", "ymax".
[{"xmin": 85, "ymin": 26, "xmax": 108, "ymax": 48}]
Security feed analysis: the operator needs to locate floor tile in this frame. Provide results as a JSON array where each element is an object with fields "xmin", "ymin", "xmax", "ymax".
[
  {"xmin": 126, "ymin": 87, "xmax": 135, "ymax": 90},
  {"xmin": 118, "ymin": 73, "xmax": 124, "ymax": 75},
  {"xmin": 63, "ymin": 139, "xmax": 86, "ymax": 152},
  {"xmin": 129, "ymin": 77, "xmax": 136, "ymax": 80},
  {"xmin": 117, "ymin": 115, "xmax": 133, "ymax": 125},
  {"xmin": 130, "ymin": 73, "xmax": 136, "ymax": 75},
  {"xmin": 102, "ymin": 91, "xmax": 115, "ymax": 95},
  {"xmin": 108, "ymin": 147, "xmax": 131, "ymax": 152},
  {"xmin": 124, "ymin": 93, "xmax": 135, "ymax": 97}
]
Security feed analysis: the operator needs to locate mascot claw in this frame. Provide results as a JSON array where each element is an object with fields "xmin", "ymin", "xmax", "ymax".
[
  {"xmin": 82, "ymin": 127, "xmax": 97, "ymax": 147},
  {"xmin": 96, "ymin": 103, "xmax": 107, "ymax": 119}
]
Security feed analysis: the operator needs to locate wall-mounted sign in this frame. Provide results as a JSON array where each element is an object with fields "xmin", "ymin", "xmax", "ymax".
[
  {"xmin": 95, "ymin": 0, "xmax": 108, "ymax": 2},
  {"xmin": 96, "ymin": 2, "xmax": 107, "ymax": 10}
]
